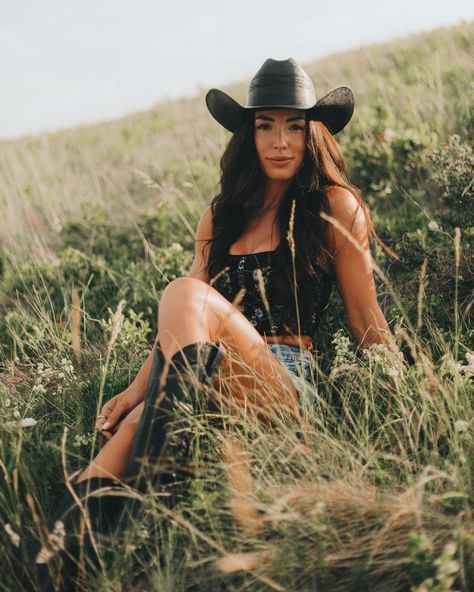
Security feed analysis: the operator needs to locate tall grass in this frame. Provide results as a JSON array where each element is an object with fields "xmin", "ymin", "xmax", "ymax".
[{"xmin": 0, "ymin": 21, "xmax": 473, "ymax": 592}]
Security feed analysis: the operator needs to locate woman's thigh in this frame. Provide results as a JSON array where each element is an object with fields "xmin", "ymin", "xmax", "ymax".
[{"xmin": 158, "ymin": 277, "xmax": 300, "ymax": 418}]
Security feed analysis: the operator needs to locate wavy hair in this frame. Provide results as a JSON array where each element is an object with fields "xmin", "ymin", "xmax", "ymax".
[{"xmin": 205, "ymin": 111, "xmax": 396, "ymax": 337}]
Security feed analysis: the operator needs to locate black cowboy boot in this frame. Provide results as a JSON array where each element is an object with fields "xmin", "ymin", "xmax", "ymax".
[
  {"xmin": 27, "ymin": 340, "xmax": 225, "ymax": 590},
  {"xmin": 29, "ymin": 476, "xmax": 127, "ymax": 591},
  {"xmin": 125, "ymin": 340, "xmax": 226, "ymax": 495}
]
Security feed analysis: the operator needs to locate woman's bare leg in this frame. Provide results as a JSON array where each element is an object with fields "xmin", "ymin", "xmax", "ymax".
[
  {"xmin": 77, "ymin": 277, "xmax": 299, "ymax": 482},
  {"xmin": 77, "ymin": 402, "xmax": 144, "ymax": 482}
]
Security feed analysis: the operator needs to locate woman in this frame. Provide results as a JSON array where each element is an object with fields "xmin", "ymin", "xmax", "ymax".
[
  {"xmin": 32, "ymin": 58, "xmax": 394, "ymax": 585},
  {"xmin": 83, "ymin": 57, "xmax": 393, "ymax": 481}
]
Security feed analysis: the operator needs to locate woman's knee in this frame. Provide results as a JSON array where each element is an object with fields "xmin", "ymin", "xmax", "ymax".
[
  {"xmin": 159, "ymin": 276, "xmax": 222, "ymax": 332},
  {"xmin": 161, "ymin": 276, "xmax": 207, "ymax": 303}
]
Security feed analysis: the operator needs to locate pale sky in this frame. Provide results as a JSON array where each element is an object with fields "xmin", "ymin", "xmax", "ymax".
[{"xmin": 1, "ymin": 0, "xmax": 472, "ymax": 139}]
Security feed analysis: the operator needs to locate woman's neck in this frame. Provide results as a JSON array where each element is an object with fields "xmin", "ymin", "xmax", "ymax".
[{"xmin": 260, "ymin": 178, "xmax": 290, "ymax": 214}]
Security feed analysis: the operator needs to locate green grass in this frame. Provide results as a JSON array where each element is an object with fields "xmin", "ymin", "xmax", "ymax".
[{"xmin": 0, "ymin": 21, "xmax": 473, "ymax": 591}]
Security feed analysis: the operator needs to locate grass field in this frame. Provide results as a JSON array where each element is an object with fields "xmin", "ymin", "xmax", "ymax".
[{"xmin": 0, "ymin": 21, "xmax": 473, "ymax": 591}]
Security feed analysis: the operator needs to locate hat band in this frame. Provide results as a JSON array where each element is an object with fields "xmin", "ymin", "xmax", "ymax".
[{"xmin": 249, "ymin": 72, "xmax": 310, "ymax": 90}]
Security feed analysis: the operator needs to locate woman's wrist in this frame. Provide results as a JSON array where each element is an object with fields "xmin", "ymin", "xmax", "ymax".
[{"xmin": 122, "ymin": 383, "xmax": 146, "ymax": 404}]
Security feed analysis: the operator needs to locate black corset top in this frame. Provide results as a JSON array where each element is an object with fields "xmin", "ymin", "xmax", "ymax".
[{"xmin": 212, "ymin": 248, "xmax": 334, "ymax": 337}]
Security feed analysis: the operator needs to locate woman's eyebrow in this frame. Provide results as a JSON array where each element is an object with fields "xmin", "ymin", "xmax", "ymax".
[{"xmin": 255, "ymin": 114, "xmax": 306, "ymax": 122}]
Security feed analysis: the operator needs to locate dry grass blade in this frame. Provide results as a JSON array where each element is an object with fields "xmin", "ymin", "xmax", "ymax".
[
  {"xmin": 221, "ymin": 435, "xmax": 261, "ymax": 537},
  {"xmin": 417, "ymin": 257, "xmax": 429, "ymax": 331},
  {"xmin": 71, "ymin": 287, "xmax": 81, "ymax": 361},
  {"xmin": 217, "ymin": 551, "xmax": 267, "ymax": 574}
]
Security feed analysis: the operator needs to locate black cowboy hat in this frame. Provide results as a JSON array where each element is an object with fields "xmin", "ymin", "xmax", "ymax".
[{"xmin": 206, "ymin": 57, "xmax": 354, "ymax": 135}]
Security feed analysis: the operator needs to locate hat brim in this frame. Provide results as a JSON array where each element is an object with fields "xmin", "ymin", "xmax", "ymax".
[{"xmin": 205, "ymin": 86, "xmax": 354, "ymax": 135}]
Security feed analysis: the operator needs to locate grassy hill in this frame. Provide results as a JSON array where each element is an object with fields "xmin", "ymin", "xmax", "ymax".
[{"xmin": 0, "ymin": 21, "xmax": 473, "ymax": 591}]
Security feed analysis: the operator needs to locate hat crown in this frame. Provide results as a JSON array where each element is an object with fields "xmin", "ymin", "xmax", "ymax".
[
  {"xmin": 245, "ymin": 57, "xmax": 316, "ymax": 109},
  {"xmin": 205, "ymin": 57, "xmax": 354, "ymax": 135}
]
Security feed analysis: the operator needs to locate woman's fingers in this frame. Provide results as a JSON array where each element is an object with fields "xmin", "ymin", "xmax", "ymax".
[
  {"xmin": 100, "ymin": 401, "xmax": 127, "ymax": 433},
  {"xmin": 96, "ymin": 398, "xmax": 117, "ymax": 432}
]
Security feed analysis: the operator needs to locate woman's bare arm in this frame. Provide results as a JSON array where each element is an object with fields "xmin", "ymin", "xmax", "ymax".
[
  {"xmin": 98, "ymin": 205, "xmax": 214, "ymax": 434},
  {"xmin": 324, "ymin": 186, "xmax": 391, "ymax": 348},
  {"xmin": 186, "ymin": 205, "xmax": 213, "ymax": 282}
]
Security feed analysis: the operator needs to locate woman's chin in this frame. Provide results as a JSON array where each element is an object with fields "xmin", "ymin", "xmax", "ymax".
[{"xmin": 264, "ymin": 170, "xmax": 297, "ymax": 182}]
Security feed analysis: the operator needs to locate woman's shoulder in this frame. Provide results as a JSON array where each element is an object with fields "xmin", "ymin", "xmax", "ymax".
[
  {"xmin": 322, "ymin": 185, "xmax": 367, "ymax": 232},
  {"xmin": 196, "ymin": 205, "xmax": 214, "ymax": 239},
  {"xmin": 322, "ymin": 185, "xmax": 361, "ymax": 218}
]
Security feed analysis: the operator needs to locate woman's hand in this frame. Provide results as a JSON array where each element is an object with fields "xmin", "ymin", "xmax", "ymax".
[{"xmin": 96, "ymin": 388, "xmax": 143, "ymax": 439}]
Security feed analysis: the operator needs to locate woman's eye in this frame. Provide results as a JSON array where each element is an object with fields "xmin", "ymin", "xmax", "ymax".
[
  {"xmin": 256, "ymin": 123, "xmax": 271, "ymax": 130},
  {"xmin": 290, "ymin": 124, "xmax": 305, "ymax": 131}
]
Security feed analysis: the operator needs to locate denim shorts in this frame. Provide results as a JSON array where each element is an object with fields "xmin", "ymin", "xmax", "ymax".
[{"xmin": 266, "ymin": 343, "xmax": 316, "ymax": 397}]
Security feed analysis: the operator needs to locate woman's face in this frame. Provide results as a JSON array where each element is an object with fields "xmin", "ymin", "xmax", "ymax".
[{"xmin": 254, "ymin": 109, "xmax": 306, "ymax": 182}]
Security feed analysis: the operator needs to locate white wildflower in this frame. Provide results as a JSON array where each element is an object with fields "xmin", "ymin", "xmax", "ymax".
[
  {"xmin": 386, "ymin": 366, "xmax": 400, "ymax": 377},
  {"xmin": 427, "ymin": 220, "xmax": 439, "ymax": 231},
  {"xmin": 35, "ymin": 520, "xmax": 66, "ymax": 564},
  {"xmin": 170, "ymin": 242, "xmax": 183, "ymax": 252},
  {"xmin": 364, "ymin": 343, "xmax": 388, "ymax": 364},
  {"xmin": 61, "ymin": 357, "xmax": 75, "ymax": 375},
  {"xmin": 73, "ymin": 432, "xmax": 93, "ymax": 448},
  {"xmin": 138, "ymin": 526, "xmax": 150, "ymax": 540},
  {"xmin": 4, "ymin": 523, "xmax": 20, "ymax": 548},
  {"xmin": 21, "ymin": 418, "xmax": 37, "ymax": 428},
  {"xmin": 457, "ymin": 351, "xmax": 474, "ymax": 375},
  {"xmin": 331, "ymin": 329, "xmax": 356, "ymax": 368},
  {"xmin": 454, "ymin": 420, "xmax": 469, "ymax": 433},
  {"xmin": 32, "ymin": 383, "xmax": 46, "ymax": 395},
  {"xmin": 4, "ymin": 398, "xmax": 11, "ymax": 408}
]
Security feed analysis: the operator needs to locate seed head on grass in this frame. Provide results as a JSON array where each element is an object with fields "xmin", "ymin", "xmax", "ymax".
[{"xmin": 221, "ymin": 435, "xmax": 260, "ymax": 538}]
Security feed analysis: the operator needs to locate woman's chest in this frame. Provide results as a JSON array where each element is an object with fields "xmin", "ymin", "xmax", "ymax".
[{"xmin": 228, "ymin": 217, "xmax": 280, "ymax": 256}]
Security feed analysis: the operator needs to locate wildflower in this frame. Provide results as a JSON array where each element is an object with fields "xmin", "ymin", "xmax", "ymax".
[
  {"xmin": 35, "ymin": 520, "xmax": 66, "ymax": 564},
  {"xmin": 170, "ymin": 242, "xmax": 183, "ymax": 251},
  {"xmin": 386, "ymin": 366, "xmax": 400, "ymax": 377},
  {"xmin": 61, "ymin": 357, "xmax": 75, "ymax": 375},
  {"xmin": 73, "ymin": 432, "xmax": 93, "ymax": 448},
  {"xmin": 32, "ymin": 383, "xmax": 47, "ymax": 395},
  {"xmin": 138, "ymin": 526, "xmax": 150, "ymax": 540},
  {"xmin": 331, "ymin": 329, "xmax": 356, "ymax": 369},
  {"xmin": 427, "ymin": 220, "xmax": 439, "ymax": 231},
  {"xmin": 457, "ymin": 351, "xmax": 474, "ymax": 375},
  {"xmin": 454, "ymin": 420, "xmax": 469, "ymax": 433},
  {"xmin": 4, "ymin": 523, "xmax": 20, "ymax": 548},
  {"xmin": 364, "ymin": 343, "xmax": 388, "ymax": 364},
  {"xmin": 21, "ymin": 418, "xmax": 37, "ymax": 428}
]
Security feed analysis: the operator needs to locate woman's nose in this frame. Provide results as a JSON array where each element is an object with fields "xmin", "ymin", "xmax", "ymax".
[{"xmin": 273, "ymin": 127, "xmax": 288, "ymax": 149}]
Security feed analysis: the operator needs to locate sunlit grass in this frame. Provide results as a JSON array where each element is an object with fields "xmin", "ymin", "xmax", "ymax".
[{"xmin": 0, "ymin": 20, "xmax": 472, "ymax": 592}]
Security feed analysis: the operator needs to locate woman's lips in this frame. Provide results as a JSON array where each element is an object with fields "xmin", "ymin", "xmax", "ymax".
[{"xmin": 268, "ymin": 157, "xmax": 293, "ymax": 165}]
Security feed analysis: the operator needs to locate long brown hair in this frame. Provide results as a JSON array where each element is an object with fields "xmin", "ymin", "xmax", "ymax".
[{"xmin": 205, "ymin": 111, "xmax": 396, "ymax": 337}]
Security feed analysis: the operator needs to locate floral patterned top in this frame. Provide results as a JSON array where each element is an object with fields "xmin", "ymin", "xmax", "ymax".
[{"xmin": 212, "ymin": 249, "xmax": 334, "ymax": 337}]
